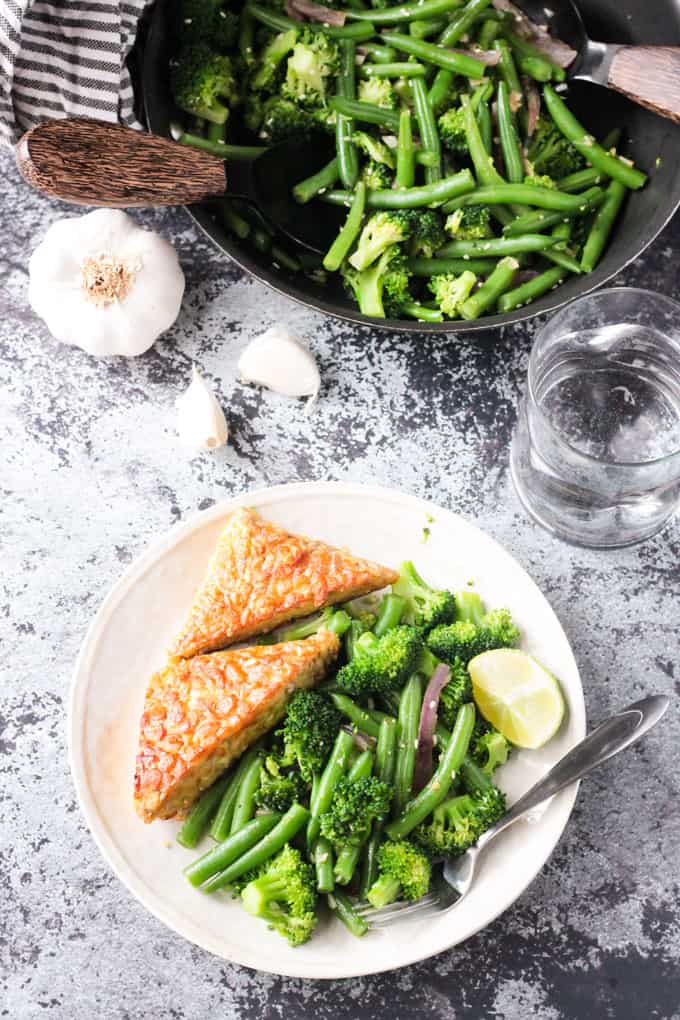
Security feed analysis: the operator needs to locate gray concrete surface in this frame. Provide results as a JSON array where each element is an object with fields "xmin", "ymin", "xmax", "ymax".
[{"xmin": 1, "ymin": 146, "xmax": 678, "ymax": 1020}]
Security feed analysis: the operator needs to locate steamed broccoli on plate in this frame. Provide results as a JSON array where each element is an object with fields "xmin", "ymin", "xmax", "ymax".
[
  {"xmin": 175, "ymin": 550, "xmax": 545, "ymax": 947},
  {"xmin": 169, "ymin": 0, "xmax": 647, "ymax": 322}
]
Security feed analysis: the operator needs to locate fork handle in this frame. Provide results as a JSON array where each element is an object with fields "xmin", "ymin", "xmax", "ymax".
[{"xmin": 478, "ymin": 695, "xmax": 669, "ymax": 850}]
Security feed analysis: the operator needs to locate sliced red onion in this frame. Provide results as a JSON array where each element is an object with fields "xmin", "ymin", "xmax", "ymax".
[
  {"xmin": 288, "ymin": 0, "xmax": 346, "ymax": 26},
  {"xmin": 284, "ymin": 0, "xmax": 306, "ymax": 20},
  {"xmin": 342, "ymin": 724, "xmax": 377, "ymax": 752},
  {"xmin": 412, "ymin": 664, "xmax": 450, "ymax": 794},
  {"xmin": 525, "ymin": 76, "xmax": 541, "ymax": 137},
  {"xmin": 491, "ymin": 0, "xmax": 577, "ymax": 67},
  {"xmin": 515, "ymin": 269, "xmax": 541, "ymax": 285},
  {"xmin": 460, "ymin": 47, "xmax": 501, "ymax": 66}
]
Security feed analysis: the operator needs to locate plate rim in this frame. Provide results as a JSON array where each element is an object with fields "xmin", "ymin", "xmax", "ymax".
[{"xmin": 68, "ymin": 480, "xmax": 586, "ymax": 979}]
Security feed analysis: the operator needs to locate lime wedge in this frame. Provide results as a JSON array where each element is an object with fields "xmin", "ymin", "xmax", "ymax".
[{"xmin": 468, "ymin": 648, "xmax": 565, "ymax": 749}]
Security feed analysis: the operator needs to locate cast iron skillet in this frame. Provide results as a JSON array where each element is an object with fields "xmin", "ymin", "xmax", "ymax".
[{"xmin": 140, "ymin": 0, "xmax": 680, "ymax": 334}]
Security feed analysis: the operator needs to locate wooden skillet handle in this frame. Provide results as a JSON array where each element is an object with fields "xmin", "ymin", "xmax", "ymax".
[
  {"xmin": 608, "ymin": 47, "xmax": 680, "ymax": 125},
  {"xmin": 15, "ymin": 118, "xmax": 227, "ymax": 207}
]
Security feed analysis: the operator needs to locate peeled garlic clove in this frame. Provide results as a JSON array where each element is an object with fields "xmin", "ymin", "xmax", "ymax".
[
  {"xmin": 238, "ymin": 326, "xmax": 320, "ymax": 401},
  {"xmin": 176, "ymin": 366, "xmax": 229, "ymax": 451}
]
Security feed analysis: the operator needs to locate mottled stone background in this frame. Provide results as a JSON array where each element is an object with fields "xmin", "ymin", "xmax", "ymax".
[{"xmin": 1, "ymin": 145, "xmax": 678, "ymax": 1020}]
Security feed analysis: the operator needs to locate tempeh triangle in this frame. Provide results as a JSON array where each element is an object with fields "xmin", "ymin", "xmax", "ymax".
[
  {"xmin": 168, "ymin": 506, "xmax": 398, "ymax": 661},
  {"xmin": 134, "ymin": 630, "xmax": 340, "ymax": 822}
]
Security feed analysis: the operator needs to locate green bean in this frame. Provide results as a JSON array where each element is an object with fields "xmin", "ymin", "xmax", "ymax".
[
  {"xmin": 401, "ymin": 302, "xmax": 444, "ymax": 321},
  {"xmin": 331, "ymin": 693, "xmax": 382, "ymax": 738},
  {"xmin": 336, "ymin": 40, "xmax": 359, "ymax": 189},
  {"xmin": 307, "ymin": 728, "xmax": 354, "ymax": 845},
  {"xmin": 497, "ymin": 264, "xmax": 565, "ymax": 311},
  {"xmin": 410, "ymin": 16, "xmax": 447, "ymax": 38},
  {"xmin": 493, "ymin": 38, "xmax": 521, "ymax": 95},
  {"xmin": 328, "ymin": 891, "xmax": 368, "ymax": 936},
  {"xmin": 360, "ymin": 61, "xmax": 426, "ymax": 77},
  {"xmin": 409, "ymin": 255, "xmax": 497, "ymax": 275},
  {"xmin": 543, "ymin": 85, "xmax": 647, "ymax": 190},
  {"xmin": 477, "ymin": 16, "xmax": 499, "ymax": 48},
  {"xmin": 247, "ymin": 4, "xmax": 375, "ymax": 37},
  {"xmin": 210, "ymin": 754, "xmax": 251, "ymax": 841},
  {"xmin": 184, "ymin": 813, "xmax": 280, "ymax": 887},
  {"xmin": 551, "ymin": 220, "xmax": 572, "ymax": 243},
  {"xmin": 557, "ymin": 167, "xmax": 606, "ymax": 193},
  {"xmin": 427, "ymin": 68, "xmax": 454, "ymax": 113},
  {"xmin": 229, "ymin": 747, "xmax": 263, "ymax": 834},
  {"xmin": 176, "ymin": 772, "xmax": 233, "ymax": 849},
  {"xmin": 496, "ymin": 81, "xmax": 523, "ymax": 183},
  {"xmin": 438, "ymin": 234, "xmax": 557, "ymax": 257},
  {"xmin": 323, "ymin": 180, "xmax": 366, "ymax": 272},
  {"xmin": 459, "ymin": 255, "xmax": 519, "ymax": 319},
  {"xmin": 503, "ymin": 187, "xmax": 605, "ymax": 235},
  {"xmin": 396, "ymin": 108, "xmax": 415, "ymax": 188},
  {"xmin": 314, "ymin": 836, "xmax": 335, "ymax": 893},
  {"xmin": 459, "ymin": 93, "xmax": 515, "ymax": 227},
  {"xmin": 219, "ymin": 202, "xmax": 251, "ymax": 241},
  {"xmin": 476, "ymin": 99, "xmax": 492, "ymax": 154},
  {"xmin": 504, "ymin": 31, "xmax": 565, "ymax": 81},
  {"xmin": 460, "ymin": 753, "xmax": 493, "ymax": 793},
  {"xmin": 381, "ymin": 32, "xmax": 486, "ymax": 77},
  {"xmin": 271, "ymin": 245, "xmax": 301, "ymax": 272},
  {"xmin": 438, "ymin": 0, "xmax": 491, "ymax": 45},
  {"xmin": 393, "ymin": 673, "xmax": 423, "ymax": 814},
  {"xmin": 449, "ymin": 183, "xmax": 606, "ymax": 212},
  {"xmin": 329, "ymin": 95, "xmax": 401, "ymax": 131},
  {"xmin": 239, "ymin": 8, "xmax": 255, "ymax": 63},
  {"xmin": 207, "ymin": 120, "xmax": 226, "ymax": 143},
  {"xmin": 600, "ymin": 127, "xmax": 623, "ymax": 151},
  {"xmin": 374, "ymin": 593, "xmax": 406, "ymax": 637},
  {"xmin": 543, "ymin": 247, "xmax": 582, "ymax": 275},
  {"xmin": 411, "ymin": 75, "xmax": 442, "ymax": 183},
  {"xmin": 359, "ymin": 716, "xmax": 398, "ymax": 898},
  {"xmin": 203, "ymin": 804, "xmax": 310, "ymax": 892},
  {"xmin": 178, "ymin": 133, "xmax": 266, "ymax": 161},
  {"xmin": 347, "ymin": 0, "xmax": 462, "ymax": 23},
  {"xmin": 294, "ymin": 158, "xmax": 340, "ymax": 204},
  {"xmin": 415, "ymin": 149, "xmax": 440, "ymax": 167},
  {"xmin": 580, "ymin": 179, "xmax": 627, "ymax": 273},
  {"xmin": 324, "ymin": 169, "xmax": 475, "ymax": 208},
  {"xmin": 386, "ymin": 702, "xmax": 476, "ymax": 838},
  {"xmin": 359, "ymin": 42, "xmax": 398, "ymax": 62}
]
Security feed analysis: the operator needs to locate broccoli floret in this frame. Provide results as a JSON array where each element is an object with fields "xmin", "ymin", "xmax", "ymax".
[
  {"xmin": 349, "ymin": 211, "xmax": 413, "ymax": 271},
  {"xmin": 281, "ymin": 690, "xmax": 342, "ymax": 781},
  {"xmin": 427, "ymin": 596, "xmax": 520, "ymax": 664},
  {"xmin": 255, "ymin": 762, "xmax": 308, "ymax": 812},
  {"xmin": 179, "ymin": 0, "xmax": 239, "ymax": 51},
  {"xmin": 343, "ymin": 244, "xmax": 413, "ymax": 317},
  {"xmin": 438, "ymin": 657, "xmax": 472, "ymax": 729},
  {"xmin": 429, "ymin": 271, "xmax": 477, "ymax": 319},
  {"xmin": 438, "ymin": 105, "xmax": 467, "ymax": 154},
  {"xmin": 171, "ymin": 42, "xmax": 239, "ymax": 124},
  {"xmin": 409, "ymin": 210, "xmax": 446, "ymax": 259},
  {"xmin": 352, "ymin": 131, "xmax": 395, "ymax": 168},
  {"xmin": 471, "ymin": 724, "xmax": 511, "ymax": 775},
  {"xmin": 257, "ymin": 96, "xmax": 321, "ymax": 141},
  {"xmin": 335, "ymin": 625, "xmax": 422, "ymax": 697},
  {"xmin": 241, "ymin": 845, "xmax": 317, "ymax": 946},
  {"xmin": 251, "ymin": 29, "xmax": 298, "ymax": 93},
  {"xmin": 527, "ymin": 115, "xmax": 585, "ymax": 179},
  {"xmin": 362, "ymin": 160, "xmax": 393, "ymax": 190},
  {"xmin": 283, "ymin": 32, "xmax": 339, "ymax": 106},
  {"xmin": 320, "ymin": 775, "xmax": 391, "ymax": 851},
  {"xmin": 358, "ymin": 77, "xmax": 396, "ymax": 109},
  {"xmin": 445, "ymin": 204, "xmax": 492, "ymax": 240},
  {"xmin": 277, "ymin": 606, "xmax": 353, "ymax": 642},
  {"xmin": 413, "ymin": 788, "xmax": 506, "ymax": 855},
  {"xmin": 524, "ymin": 172, "xmax": 557, "ymax": 189},
  {"xmin": 392, "ymin": 560, "xmax": 456, "ymax": 632},
  {"xmin": 367, "ymin": 840, "xmax": 431, "ymax": 907}
]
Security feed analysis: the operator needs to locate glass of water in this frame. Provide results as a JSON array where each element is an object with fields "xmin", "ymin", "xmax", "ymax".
[{"xmin": 511, "ymin": 287, "xmax": 680, "ymax": 548}]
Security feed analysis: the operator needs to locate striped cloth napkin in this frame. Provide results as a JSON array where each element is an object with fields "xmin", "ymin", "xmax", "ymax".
[{"xmin": 0, "ymin": 0, "xmax": 153, "ymax": 147}]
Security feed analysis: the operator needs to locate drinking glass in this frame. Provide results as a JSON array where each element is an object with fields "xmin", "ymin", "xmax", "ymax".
[{"xmin": 510, "ymin": 288, "xmax": 680, "ymax": 548}]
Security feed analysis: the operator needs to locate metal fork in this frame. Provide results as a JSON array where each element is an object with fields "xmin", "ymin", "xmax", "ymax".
[{"xmin": 358, "ymin": 695, "xmax": 669, "ymax": 928}]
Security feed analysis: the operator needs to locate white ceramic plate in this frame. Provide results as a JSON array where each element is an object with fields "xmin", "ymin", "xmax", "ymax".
[{"xmin": 69, "ymin": 482, "xmax": 585, "ymax": 979}]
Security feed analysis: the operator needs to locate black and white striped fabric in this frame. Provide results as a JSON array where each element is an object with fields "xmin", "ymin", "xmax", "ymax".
[{"xmin": 0, "ymin": 0, "xmax": 153, "ymax": 147}]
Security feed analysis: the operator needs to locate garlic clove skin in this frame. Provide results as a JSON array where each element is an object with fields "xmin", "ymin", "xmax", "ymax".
[
  {"xmin": 28, "ymin": 209, "xmax": 185, "ymax": 357},
  {"xmin": 176, "ymin": 366, "xmax": 229, "ymax": 452},
  {"xmin": 238, "ymin": 326, "xmax": 320, "ymax": 400}
]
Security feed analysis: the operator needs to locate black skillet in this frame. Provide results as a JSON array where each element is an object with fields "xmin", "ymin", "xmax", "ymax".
[{"xmin": 21, "ymin": 0, "xmax": 680, "ymax": 333}]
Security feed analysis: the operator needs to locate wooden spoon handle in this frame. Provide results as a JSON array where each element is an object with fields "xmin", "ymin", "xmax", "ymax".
[
  {"xmin": 608, "ymin": 46, "xmax": 680, "ymax": 125},
  {"xmin": 15, "ymin": 118, "xmax": 227, "ymax": 207}
]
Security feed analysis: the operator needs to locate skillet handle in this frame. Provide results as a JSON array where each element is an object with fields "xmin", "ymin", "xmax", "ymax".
[
  {"xmin": 608, "ymin": 46, "xmax": 680, "ymax": 125},
  {"xmin": 15, "ymin": 118, "xmax": 227, "ymax": 207}
]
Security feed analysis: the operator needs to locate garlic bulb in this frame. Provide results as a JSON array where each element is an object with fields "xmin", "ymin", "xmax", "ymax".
[
  {"xmin": 238, "ymin": 327, "xmax": 320, "ymax": 402},
  {"xmin": 28, "ymin": 209, "xmax": 185, "ymax": 357},
  {"xmin": 176, "ymin": 366, "xmax": 229, "ymax": 451}
]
